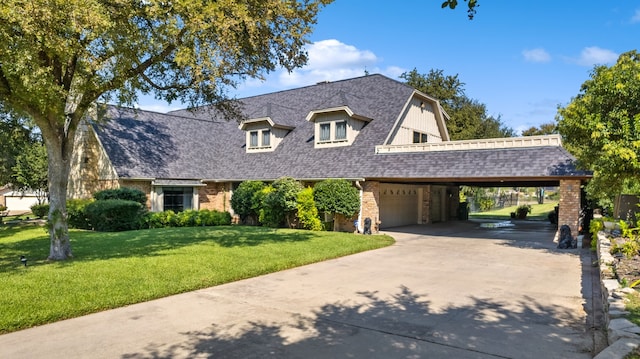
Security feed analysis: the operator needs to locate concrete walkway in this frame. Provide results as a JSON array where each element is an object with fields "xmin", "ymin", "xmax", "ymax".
[{"xmin": 0, "ymin": 220, "xmax": 603, "ymax": 358}]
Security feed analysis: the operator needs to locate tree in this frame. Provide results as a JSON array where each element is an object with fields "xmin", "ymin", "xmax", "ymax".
[
  {"xmin": 521, "ymin": 122, "xmax": 557, "ymax": 136},
  {"xmin": 441, "ymin": 0, "xmax": 479, "ymax": 19},
  {"xmin": 0, "ymin": 0, "xmax": 330, "ymax": 260},
  {"xmin": 313, "ymin": 179, "xmax": 359, "ymax": 231},
  {"xmin": 400, "ymin": 68, "xmax": 514, "ymax": 140},
  {"xmin": 0, "ymin": 107, "xmax": 36, "ymax": 186},
  {"xmin": 557, "ymin": 50, "xmax": 640, "ymax": 206},
  {"xmin": 12, "ymin": 141, "xmax": 48, "ymax": 204}
]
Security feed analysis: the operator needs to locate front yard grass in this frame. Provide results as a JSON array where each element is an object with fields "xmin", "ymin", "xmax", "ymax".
[{"xmin": 0, "ymin": 224, "xmax": 394, "ymax": 334}]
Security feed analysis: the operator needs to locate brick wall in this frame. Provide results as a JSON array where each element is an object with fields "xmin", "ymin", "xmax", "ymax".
[
  {"xmin": 199, "ymin": 182, "xmax": 230, "ymax": 212},
  {"xmin": 119, "ymin": 180, "xmax": 152, "ymax": 209},
  {"xmin": 558, "ymin": 179, "xmax": 582, "ymax": 236}
]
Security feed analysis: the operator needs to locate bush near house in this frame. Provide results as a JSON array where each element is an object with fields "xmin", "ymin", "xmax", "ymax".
[
  {"xmin": 30, "ymin": 203, "xmax": 49, "ymax": 219},
  {"xmin": 143, "ymin": 209, "xmax": 232, "ymax": 228},
  {"xmin": 84, "ymin": 199, "xmax": 144, "ymax": 232},
  {"xmin": 313, "ymin": 179, "xmax": 360, "ymax": 231},
  {"xmin": 260, "ymin": 177, "xmax": 303, "ymax": 228},
  {"xmin": 230, "ymin": 180, "xmax": 266, "ymax": 225},
  {"xmin": 93, "ymin": 187, "xmax": 147, "ymax": 205},
  {"xmin": 67, "ymin": 198, "xmax": 93, "ymax": 230},
  {"xmin": 296, "ymin": 187, "xmax": 323, "ymax": 231},
  {"xmin": 230, "ymin": 178, "xmax": 366, "ymax": 231}
]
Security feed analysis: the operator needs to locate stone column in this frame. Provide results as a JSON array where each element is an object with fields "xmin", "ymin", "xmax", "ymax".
[{"xmin": 361, "ymin": 181, "xmax": 380, "ymax": 231}]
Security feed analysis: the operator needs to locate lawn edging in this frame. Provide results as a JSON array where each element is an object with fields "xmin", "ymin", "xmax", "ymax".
[{"xmin": 595, "ymin": 231, "xmax": 640, "ymax": 359}]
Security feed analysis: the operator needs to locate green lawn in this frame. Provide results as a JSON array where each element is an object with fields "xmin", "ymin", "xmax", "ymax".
[
  {"xmin": 469, "ymin": 202, "xmax": 558, "ymax": 220},
  {"xmin": 0, "ymin": 224, "xmax": 394, "ymax": 334}
]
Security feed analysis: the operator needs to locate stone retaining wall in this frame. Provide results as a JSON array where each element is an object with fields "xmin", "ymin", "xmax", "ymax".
[{"xmin": 594, "ymin": 232, "xmax": 640, "ymax": 358}]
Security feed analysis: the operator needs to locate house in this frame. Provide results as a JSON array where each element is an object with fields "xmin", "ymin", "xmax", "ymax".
[
  {"xmin": 68, "ymin": 74, "xmax": 591, "ymax": 233},
  {"xmin": 0, "ymin": 185, "xmax": 44, "ymax": 214}
]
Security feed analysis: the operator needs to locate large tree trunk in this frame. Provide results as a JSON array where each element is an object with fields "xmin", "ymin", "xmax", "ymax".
[{"xmin": 43, "ymin": 119, "xmax": 75, "ymax": 261}]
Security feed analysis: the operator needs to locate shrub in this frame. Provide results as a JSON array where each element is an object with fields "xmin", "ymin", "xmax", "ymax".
[
  {"xmin": 144, "ymin": 210, "xmax": 178, "ymax": 228},
  {"xmin": 211, "ymin": 210, "xmax": 232, "ymax": 226},
  {"xmin": 93, "ymin": 187, "xmax": 147, "ymax": 205},
  {"xmin": 313, "ymin": 179, "xmax": 359, "ymax": 218},
  {"xmin": 260, "ymin": 177, "xmax": 303, "ymax": 228},
  {"xmin": 258, "ymin": 186, "xmax": 279, "ymax": 227},
  {"xmin": 67, "ymin": 198, "xmax": 93, "ymax": 229},
  {"xmin": 30, "ymin": 203, "xmax": 49, "ymax": 219},
  {"xmin": 296, "ymin": 187, "xmax": 323, "ymax": 231},
  {"xmin": 85, "ymin": 199, "xmax": 144, "ymax": 232},
  {"xmin": 230, "ymin": 180, "xmax": 265, "ymax": 224},
  {"xmin": 144, "ymin": 209, "xmax": 232, "ymax": 228},
  {"xmin": 176, "ymin": 209, "xmax": 199, "ymax": 227}
]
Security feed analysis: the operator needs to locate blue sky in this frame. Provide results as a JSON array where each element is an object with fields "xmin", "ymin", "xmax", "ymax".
[{"xmin": 137, "ymin": 1, "xmax": 640, "ymax": 134}]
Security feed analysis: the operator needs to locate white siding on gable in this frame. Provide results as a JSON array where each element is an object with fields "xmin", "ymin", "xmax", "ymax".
[{"xmin": 387, "ymin": 97, "xmax": 444, "ymax": 145}]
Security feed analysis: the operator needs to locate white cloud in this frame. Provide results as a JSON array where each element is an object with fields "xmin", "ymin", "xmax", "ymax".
[
  {"xmin": 632, "ymin": 9, "xmax": 640, "ymax": 23},
  {"xmin": 135, "ymin": 103, "xmax": 182, "ymax": 114},
  {"xmin": 279, "ymin": 39, "xmax": 380, "ymax": 87},
  {"xmin": 522, "ymin": 48, "xmax": 551, "ymax": 63},
  {"xmin": 575, "ymin": 46, "xmax": 618, "ymax": 66},
  {"xmin": 232, "ymin": 40, "xmax": 406, "ymax": 97},
  {"xmin": 276, "ymin": 40, "xmax": 406, "ymax": 88}
]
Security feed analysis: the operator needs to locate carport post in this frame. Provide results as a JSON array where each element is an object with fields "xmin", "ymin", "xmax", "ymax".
[{"xmin": 558, "ymin": 179, "xmax": 581, "ymax": 238}]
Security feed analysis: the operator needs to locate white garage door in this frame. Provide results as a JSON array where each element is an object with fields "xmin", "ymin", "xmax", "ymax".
[
  {"xmin": 5, "ymin": 195, "xmax": 40, "ymax": 212},
  {"xmin": 379, "ymin": 184, "xmax": 420, "ymax": 229}
]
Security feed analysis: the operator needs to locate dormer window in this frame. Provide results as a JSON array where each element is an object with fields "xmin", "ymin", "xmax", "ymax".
[
  {"xmin": 317, "ymin": 119, "xmax": 349, "ymax": 144},
  {"xmin": 307, "ymin": 106, "xmax": 371, "ymax": 148},
  {"xmin": 248, "ymin": 129, "xmax": 271, "ymax": 149},
  {"xmin": 239, "ymin": 117, "xmax": 293, "ymax": 153}
]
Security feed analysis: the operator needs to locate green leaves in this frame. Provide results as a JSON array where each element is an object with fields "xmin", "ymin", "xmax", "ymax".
[
  {"xmin": 313, "ymin": 179, "xmax": 359, "ymax": 217},
  {"xmin": 558, "ymin": 50, "xmax": 640, "ymax": 205},
  {"xmin": 441, "ymin": 0, "xmax": 478, "ymax": 19}
]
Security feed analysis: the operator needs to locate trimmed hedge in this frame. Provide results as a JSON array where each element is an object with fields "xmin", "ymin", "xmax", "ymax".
[
  {"xmin": 93, "ymin": 187, "xmax": 147, "ymax": 205},
  {"xmin": 144, "ymin": 209, "xmax": 231, "ymax": 228},
  {"xmin": 85, "ymin": 199, "xmax": 144, "ymax": 232}
]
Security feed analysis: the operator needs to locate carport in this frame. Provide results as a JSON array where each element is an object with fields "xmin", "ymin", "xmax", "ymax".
[{"xmin": 364, "ymin": 135, "xmax": 592, "ymax": 235}]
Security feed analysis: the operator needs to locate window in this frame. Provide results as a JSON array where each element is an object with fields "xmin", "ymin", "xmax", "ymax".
[
  {"xmin": 319, "ymin": 123, "xmax": 331, "ymax": 142},
  {"xmin": 335, "ymin": 121, "xmax": 347, "ymax": 140},
  {"xmin": 248, "ymin": 129, "xmax": 271, "ymax": 149},
  {"xmin": 413, "ymin": 131, "xmax": 428, "ymax": 144},
  {"xmin": 249, "ymin": 131, "xmax": 258, "ymax": 147},
  {"xmin": 163, "ymin": 187, "xmax": 193, "ymax": 212}
]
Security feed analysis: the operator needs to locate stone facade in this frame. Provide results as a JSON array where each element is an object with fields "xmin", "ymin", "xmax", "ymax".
[
  {"xmin": 68, "ymin": 122, "xmax": 119, "ymax": 199},
  {"xmin": 360, "ymin": 181, "xmax": 380, "ymax": 231},
  {"xmin": 421, "ymin": 185, "xmax": 431, "ymax": 224},
  {"xmin": 558, "ymin": 179, "xmax": 582, "ymax": 236}
]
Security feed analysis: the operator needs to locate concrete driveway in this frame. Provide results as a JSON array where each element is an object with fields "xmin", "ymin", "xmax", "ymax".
[{"xmin": 0, "ymin": 220, "xmax": 601, "ymax": 358}]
